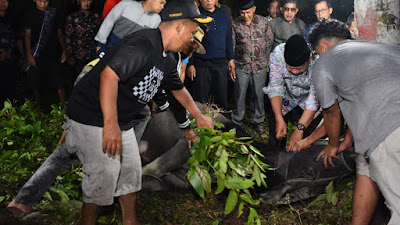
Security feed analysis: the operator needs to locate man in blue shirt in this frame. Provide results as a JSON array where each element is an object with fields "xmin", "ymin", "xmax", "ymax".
[{"xmin": 187, "ymin": 0, "xmax": 235, "ymax": 109}]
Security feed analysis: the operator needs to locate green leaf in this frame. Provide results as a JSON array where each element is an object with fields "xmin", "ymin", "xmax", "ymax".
[
  {"xmin": 224, "ymin": 189, "xmax": 238, "ymax": 215},
  {"xmin": 225, "ymin": 176, "xmax": 254, "ymax": 190},
  {"xmin": 45, "ymin": 191, "xmax": 53, "ymax": 201},
  {"xmin": 214, "ymin": 121, "xmax": 224, "ymax": 129},
  {"xmin": 196, "ymin": 165, "xmax": 212, "ymax": 194},
  {"xmin": 239, "ymin": 145, "xmax": 249, "ymax": 154},
  {"xmin": 187, "ymin": 167, "xmax": 205, "ymax": 199},
  {"xmin": 228, "ymin": 160, "xmax": 246, "ymax": 177},
  {"xmin": 194, "ymin": 147, "xmax": 207, "ymax": 163},
  {"xmin": 248, "ymin": 207, "xmax": 258, "ymax": 225},
  {"xmin": 0, "ymin": 196, "xmax": 5, "ymax": 202},
  {"xmin": 309, "ymin": 193, "xmax": 327, "ymax": 206},
  {"xmin": 249, "ymin": 145, "xmax": 264, "ymax": 157},
  {"xmin": 58, "ymin": 189, "xmax": 70, "ymax": 202},
  {"xmin": 326, "ymin": 181, "xmax": 334, "ymax": 203},
  {"xmin": 253, "ymin": 164, "xmax": 261, "ymax": 187},
  {"xmin": 199, "ymin": 135, "xmax": 212, "ymax": 148},
  {"xmin": 215, "ymin": 172, "xmax": 226, "ymax": 194},
  {"xmin": 219, "ymin": 149, "xmax": 228, "ymax": 174},
  {"xmin": 331, "ymin": 192, "xmax": 339, "ymax": 205},
  {"xmin": 326, "ymin": 181, "xmax": 334, "ymax": 195},
  {"xmin": 211, "ymin": 136, "xmax": 222, "ymax": 142},
  {"xmin": 3, "ymin": 100, "xmax": 11, "ymax": 109},
  {"xmin": 240, "ymin": 193, "xmax": 255, "ymax": 205},
  {"xmin": 212, "ymin": 220, "xmax": 220, "ymax": 225},
  {"xmin": 236, "ymin": 136, "xmax": 252, "ymax": 140},
  {"xmin": 68, "ymin": 200, "xmax": 83, "ymax": 209},
  {"xmin": 238, "ymin": 201, "xmax": 245, "ymax": 218}
]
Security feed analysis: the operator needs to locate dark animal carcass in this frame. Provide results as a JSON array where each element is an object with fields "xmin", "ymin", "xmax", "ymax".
[{"xmin": 138, "ymin": 107, "xmax": 356, "ymax": 204}]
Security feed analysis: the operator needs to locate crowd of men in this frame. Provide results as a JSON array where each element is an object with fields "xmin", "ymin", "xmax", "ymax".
[{"xmin": 2, "ymin": 0, "xmax": 400, "ymax": 224}]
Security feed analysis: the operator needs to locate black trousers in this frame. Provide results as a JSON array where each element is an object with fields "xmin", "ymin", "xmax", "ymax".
[{"xmin": 190, "ymin": 59, "xmax": 229, "ymax": 109}]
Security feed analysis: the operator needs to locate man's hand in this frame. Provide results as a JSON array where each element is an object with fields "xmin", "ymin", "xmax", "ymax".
[
  {"xmin": 184, "ymin": 128, "xmax": 198, "ymax": 148},
  {"xmin": 27, "ymin": 54, "xmax": 37, "ymax": 67},
  {"xmin": 61, "ymin": 50, "xmax": 66, "ymax": 63},
  {"xmin": 228, "ymin": 60, "xmax": 236, "ymax": 82},
  {"xmin": 195, "ymin": 114, "xmax": 214, "ymax": 129},
  {"xmin": 187, "ymin": 65, "xmax": 196, "ymax": 81},
  {"xmin": 102, "ymin": 123, "xmax": 122, "ymax": 156},
  {"xmin": 316, "ymin": 143, "xmax": 341, "ymax": 167},
  {"xmin": 275, "ymin": 118, "xmax": 287, "ymax": 139},
  {"xmin": 287, "ymin": 129, "xmax": 304, "ymax": 151},
  {"xmin": 290, "ymin": 137, "xmax": 312, "ymax": 152}
]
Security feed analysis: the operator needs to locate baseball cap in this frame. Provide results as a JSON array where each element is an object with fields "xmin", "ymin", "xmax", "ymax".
[{"xmin": 161, "ymin": 0, "xmax": 213, "ymax": 24}]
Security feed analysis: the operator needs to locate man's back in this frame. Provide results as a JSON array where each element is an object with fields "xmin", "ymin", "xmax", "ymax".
[{"xmin": 312, "ymin": 40, "xmax": 400, "ymax": 156}]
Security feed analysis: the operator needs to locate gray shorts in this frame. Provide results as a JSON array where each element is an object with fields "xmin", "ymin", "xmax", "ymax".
[
  {"xmin": 355, "ymin": 153, "xmax": 373, "ymax": 180},
  {"xmin": 63, "ymin": 119, "xmax": 141, "ymax": 206},
  {"xmin": 369, "ymin": 126, "xmax": 400, "ymax": 225}
]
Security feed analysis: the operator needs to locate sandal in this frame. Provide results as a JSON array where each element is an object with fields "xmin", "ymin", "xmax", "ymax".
[{"xmin": 257, "ymin": 130, "xmax": 268, "ymax": 138}]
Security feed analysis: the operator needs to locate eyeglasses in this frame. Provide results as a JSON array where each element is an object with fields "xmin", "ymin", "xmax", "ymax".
[
  {"xmin": 284, "ymin": 7, "xmax": 297, "ymax": 12},
  {"xmin": 315, "ymin": 8, "xmax": 328, "ymax": 15}
]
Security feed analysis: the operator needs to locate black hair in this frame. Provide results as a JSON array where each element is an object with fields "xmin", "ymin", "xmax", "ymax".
[
  {"xmin": 269, "ymin": 0, "xmax": 281, "ymax": 7},
  {"xmin": 282, "ymin": 0, "xmax": 297, "ymax": 6},
  {"xmin": 346, "ymin": 12, "xmax": 354, "ymax": 27},
  {"xmin": 313, "ymin": 0, "xmax": 331, "ymax": 8},
  {"xmin": 308, "ymin": 19, "xmax": 352, "ymax": 48}
]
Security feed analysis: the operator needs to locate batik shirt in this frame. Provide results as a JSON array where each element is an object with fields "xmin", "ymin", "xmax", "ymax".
[
  {"xmin": 65, "ymin": 11, "xmax": 101, "ymax": 63},
  {"xmin": 263, "ymin": 43, "xmax": 319, "ymax": 116},
  {"xmin": 232, "ymin": 14, "xmax": 274, "ymax": 73}
]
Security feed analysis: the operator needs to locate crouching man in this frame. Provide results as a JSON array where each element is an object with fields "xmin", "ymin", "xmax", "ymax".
[
  {"xmin": 63, "ymin": 0, "xmax": 213, "ymax": 224},
  {"xmin": 264, "ymin": 34, "xmax": 321, "ymax": 150},
  {"xmin": 309, "ymin": 20, "xmax": 400, "ymax": 225}
]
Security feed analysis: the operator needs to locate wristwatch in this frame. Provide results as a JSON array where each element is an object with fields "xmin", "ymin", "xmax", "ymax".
[{"xmin": 296, "ymin": 123, "xmax": 306, "ymax": 131}]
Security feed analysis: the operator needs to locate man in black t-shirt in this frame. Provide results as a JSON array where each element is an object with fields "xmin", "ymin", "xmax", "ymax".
[{"xmin": 64, "ymin": 0, "xmax": 213, "ymax": 224}]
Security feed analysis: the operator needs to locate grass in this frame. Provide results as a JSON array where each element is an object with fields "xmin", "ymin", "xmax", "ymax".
[{"xmin": 1, "ymin": 102, "xmax": 356, "ymax": 225}]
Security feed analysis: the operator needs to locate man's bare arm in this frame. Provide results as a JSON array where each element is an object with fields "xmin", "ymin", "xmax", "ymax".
[
  {"xmin": 317, "ymin": 100, "xmax": 342, "ymax": 167},
  {"xmin": 100, "ymin": 66, "xmax": 122, "ymax": 155},
  {"xmin": 287, "ymin": 108, "xmax": 317, "ymax": 151},
  {"xmin": 270, "ymin": 96, "xmax": 286, "ymax": 139},
  {"xmin": 171, "ymin": 88, "xmax": 213, "ymax": 129}
]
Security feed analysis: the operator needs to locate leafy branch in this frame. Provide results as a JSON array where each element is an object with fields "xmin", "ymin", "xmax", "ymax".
[{"xmin": 187, "ymin": 124, "xmax": 272, "ymax": 225}]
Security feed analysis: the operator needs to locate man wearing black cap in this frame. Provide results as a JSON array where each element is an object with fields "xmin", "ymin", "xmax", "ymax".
[
  {"xmin": 61, "ymin": 0, "xmax": 213, "ymax": 224},
  {"xmin": 231, "ymin": 0, "xmax": 274, "ymax": 137},
  {"xmin": 264, "ymin": 34, "xmax": 321, "ymax": 149}
]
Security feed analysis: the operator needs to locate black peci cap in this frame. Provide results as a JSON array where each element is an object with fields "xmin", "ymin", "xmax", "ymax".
[
  {"xmin": 239, "ymin": 0, "xmax": 255, "ymax": 10},
  {"xmin": 161, "ymin": 0, "xmax": 213, "ymax": 23},
  {"xmin": 284, "ymin": 35, "xmax": 311, "ymax": 67}
]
